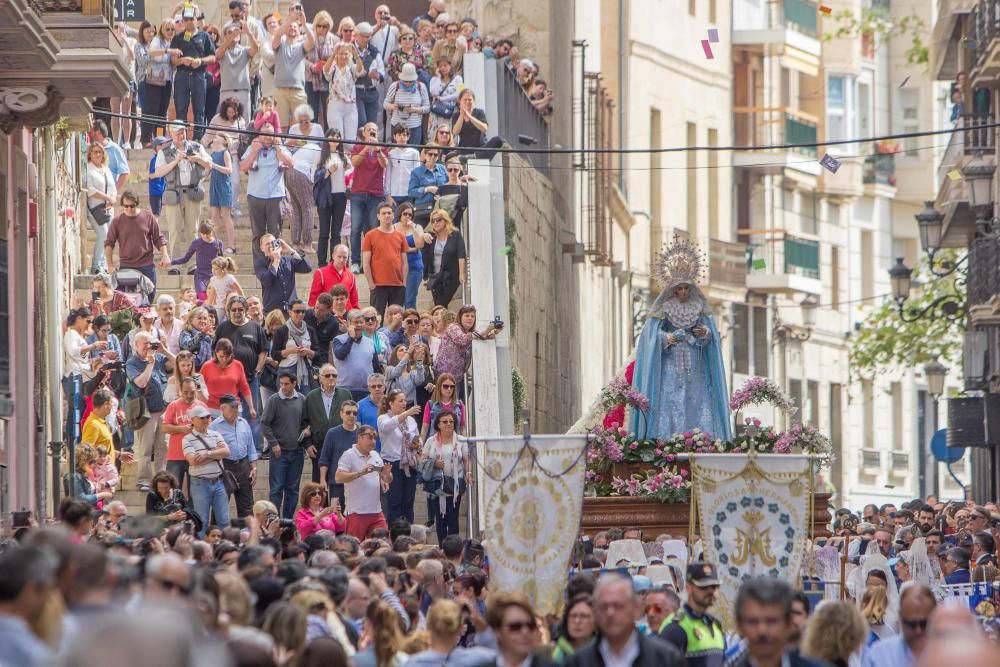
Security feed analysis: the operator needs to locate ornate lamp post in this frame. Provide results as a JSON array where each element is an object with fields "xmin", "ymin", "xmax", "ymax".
[{"xmin": 888, "ymin": 257, "xmax": 965, "ymax": 323}]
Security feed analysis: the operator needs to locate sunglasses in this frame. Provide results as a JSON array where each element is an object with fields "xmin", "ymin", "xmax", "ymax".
[
  {"xmin": 447, "ymin": 167, "xmax": 461, "ymax": 173},
  {"xmin": 645, "ymin": 604, "xmax": 665, "ymax": 615},
  {"xmin": 343, "ymin": 28, "xmax": 354, "ymax": 32},
  {"xmin": 405, "ymin": 319, "xmax": 417, "ymax": 325},
  {"xmin": 438, "ymin": 130, "xmax": 451, "ymax": 135},
  {"xmin": 442, "ymin": 384, "xmax": 455, "ymax": 389},
  {"xmin": 364, "ymin": 316, "xmax": 378, "ymax": 322},
  {"xmin": 343, "ymin": 410, "xmax": 358, "ymax": 415},
  {"xmin": 447, "ymin": 28, "xmax": 459, "ymax": 33},
  {"xmin": 901, "ymin": 618, "xmax": 928, "ymax": 630},
  {"xmin": 291, "ymin": 309, "xmax": 306, "ymax": 314},
  {"xmin": 368, "ymin": 384, "xmax": 385, "ymax": 390},
  {"xmin": 503, "ymin": 621, "xmax": 537, "ymax": 633},
  {"xmin": 322, "ymin": 373, "xmax": 338, "ymax": 378},
  {"xmin": 400, "ymin": 211, "xmax": 414, "ymax": 218},
  {"xmin": 309, "ymin": 490, "xmax": 324, "ymax": 497},
  {"xmin": 230, "ymin": 307, "xmax": 245, "ymax": 312}
]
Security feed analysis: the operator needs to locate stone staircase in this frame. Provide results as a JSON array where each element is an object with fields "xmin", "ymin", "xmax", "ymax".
[{"xmin": 74, "ymin": 145, "xmax": 453, "ymax": 528}]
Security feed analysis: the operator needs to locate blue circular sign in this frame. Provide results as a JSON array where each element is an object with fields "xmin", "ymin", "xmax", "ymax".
[{"xmin": 931, "ymin": 428, "xmax": 964, "ymax": 463}]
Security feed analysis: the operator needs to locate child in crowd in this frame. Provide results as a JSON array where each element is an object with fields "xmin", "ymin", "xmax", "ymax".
[
  {"xmin": 170, "ymin": 221, "xmax": 225, "ymax": 299},
  {"xmin": 206, "ymin": 256, "xmax": 243, "ymax": 319},
  {"xmin": 386, "ymin": 124, "xmax": 419, "ymax": 207},
  {"xmin": 208, "ymin": 133, "xmax": 236, "ymax": 253},
  {"xmin": 90, "ymin": 443, "xmax": 120, "ymax": 494},
  {"xmin": 253, "ymin": 96, "xmax": 282, "ymax": 133},
  {"xmin": 148, "ymin": 137, "xmax": 169, "ymax": 216},
  {"xmin": 177, "ymin": 287, "xmax": 198, "ymax": 320}
]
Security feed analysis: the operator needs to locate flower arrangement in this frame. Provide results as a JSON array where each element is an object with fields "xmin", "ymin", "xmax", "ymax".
[
  {"xmin": 729, "ymin": 377, "xmax": 798, "ymax": 415},
  {"xmin": 610, "ymin": 465, "xmax": 691, "ymax": 504},
  {"xmin": 730, "ymin": 417, "xmax": 783, "ymax": 454},
  {"xmin": 774, "ymin": 423, "xmax": 834, "ymax": 467},
  {"xmin": 599, "ymin": 375, "xmax": 649, "ymax": 413}
]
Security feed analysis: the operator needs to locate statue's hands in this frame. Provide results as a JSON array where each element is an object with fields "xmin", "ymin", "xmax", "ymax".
[
  {"xmin": 692, "ymin": 325, "xmax": 708, "ymax": 339},
  {"xmin": 664, "ymin": 333, "xmax": 678, "ymax": 347}
]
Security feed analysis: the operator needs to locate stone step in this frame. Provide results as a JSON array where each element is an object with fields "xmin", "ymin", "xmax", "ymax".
[{"xmin": 114, "ymin": 457, "xmax": 436, "ymax": 526}]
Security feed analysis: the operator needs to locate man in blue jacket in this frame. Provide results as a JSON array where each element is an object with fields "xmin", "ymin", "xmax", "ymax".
[{"xmin": 254, "ymin": 234, "xmax": 311, "ymax": 314}]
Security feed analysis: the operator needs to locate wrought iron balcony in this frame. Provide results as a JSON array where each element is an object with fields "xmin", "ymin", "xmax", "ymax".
[
  {"xmin": 863, "ymin": 153, "xmax": 896, "ymax": 187},
  {"xmin": 968, "ymin": 233, "xmax": 1000, "ymax": 307}
]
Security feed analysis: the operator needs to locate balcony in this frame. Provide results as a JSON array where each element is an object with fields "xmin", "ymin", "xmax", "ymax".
[
  {"xmin": 863, "ymin": 149, "xmax": 897, "ymax": 197},
  {"xmin": 733, "ymin": 107, "xmax": 822, "ymax": 176},
  {"xmin": 491, "ymin": 59, "xmax": 549, "ymax": 174},
  {"xmin": 972, "ymin": 0, "xmax": 1000, "ymax": 80},
  {"xmin": 708, "ymin": 238, "xmax": 748, "ymax": 291},
  {"xmin": 932, "ymin": 0, "xmax": 977, "ymax": 80},
  {"xmin": 934, "ymin": 113, "xmax": 996, "ymax": 247},
  {"xmin": 0, "ymin": 0, "xmax": 131, "ymax": 116},
  {"xmin": 745, "ymin": 233, "xmax": 822, "ymax": 295},
  {"xmin": 733, "ymin": 0, "xmax": 821, "ymax": 74}
]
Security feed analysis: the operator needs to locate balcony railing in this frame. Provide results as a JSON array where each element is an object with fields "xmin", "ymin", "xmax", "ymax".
[
  {"xmin": 493, "ymin": 59, "xmax": 549, "ymax": 174},
  {"xmin": 973, "ymin": 0, "xmax": 1000, "ymax": 65},
  {"xmin": 734, "ymin": 107, "xmax": 819, "ymax": 156},
  {"xmin": 734, "ymin": 0, "xmax": 818, "ymax": 36},
  {"xmin": 937, "ymin": 114, "xmax": 995, "ymax": 186},
  {"xmin": 31, "ymin": 0, "xmax": 112, "ymax": 23},
  {"xmin": 863, "ymin": 153, "xmax": 896, "ymax": 187},
  {"xmin": 969, "ymin": 234, "xmax": 1000, "ymax": 307},
  {"xmin": 784, "ymin": 236, "xmax": 820, "ymax": 279},
  {"xmin": 709, "ymin": 238, "xmax": 748, "ymax": 288}
]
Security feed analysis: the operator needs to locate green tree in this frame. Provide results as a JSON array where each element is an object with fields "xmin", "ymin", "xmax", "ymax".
[
  {"xmin": 824, "ymin": 6, "xmax": 929, "ymax": 66},
  {"xmin": 848, "ymin": 262, "xmax": 965, "ymax": 381}
]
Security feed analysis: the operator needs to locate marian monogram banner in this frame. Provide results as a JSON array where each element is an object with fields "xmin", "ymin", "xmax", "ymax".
[
  {"xmin": 691, "ymin": 453, "xmax": 814, "ymax": 628},
  {"xmin": 481, "ymin": 436, "xmax": 589, "ymax": 616}
]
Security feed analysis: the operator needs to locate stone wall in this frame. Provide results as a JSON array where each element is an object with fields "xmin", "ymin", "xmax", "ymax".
[{"xmin": 502, "ymin": 152, "xmax": 581, "ymax": 433}]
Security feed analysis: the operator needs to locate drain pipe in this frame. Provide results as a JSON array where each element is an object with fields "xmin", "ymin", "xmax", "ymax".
[{"xmin": 42, "ymin": 126, "xmax": 64, "ymax": 518}]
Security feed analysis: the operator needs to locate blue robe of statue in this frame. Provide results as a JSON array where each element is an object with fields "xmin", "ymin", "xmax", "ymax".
[{"xmin": 629, "ymin": 313, "xmax": 732, "ymax": 441}]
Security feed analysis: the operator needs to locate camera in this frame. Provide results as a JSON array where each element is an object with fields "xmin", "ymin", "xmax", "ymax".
[
  {"xmin": 271, "ymin": 239, "xmax": 282, "ymax": 250},
  {"xmin": 186, "ymin": 145, "xmax": 197, "ymax": 157},
  {"xmin": 265, "ymin": 512, "xmax": 294, "ymax": 529},
  {"xmin": 12, "ymin": 510, "xmax": 31, "ymax": 528},
  {"xmin": 91, "ymin": 290, "xmax": 101, "ymax": 301},
  {"xmin": 101, "ymin": 361, "xmax": 126, "ymax": 372},
  {"xmin": 150, "ymin": 341, "xmax": 161, "ymax": 350},
  {"xmin": 492, "ymin": 316, "xmax": 504, "ymax": 329}
]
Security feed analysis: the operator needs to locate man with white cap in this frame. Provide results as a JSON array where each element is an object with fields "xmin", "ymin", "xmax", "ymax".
[
  {"xmin": 353, "ymin": 22, "xmax": 386, "ymax": 130},
  {"xmin": 183, "ymin": 403, "xmax": 232, "ymax": 536},
  {"xmin": 150, "ymin": 121, "xmax": 211, "ymax": 261}
]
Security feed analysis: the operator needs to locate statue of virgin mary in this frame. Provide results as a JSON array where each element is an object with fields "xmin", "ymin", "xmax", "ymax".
[{"xmin": 629, "ymin": 238, "xmax": 732, "ymax": 441}]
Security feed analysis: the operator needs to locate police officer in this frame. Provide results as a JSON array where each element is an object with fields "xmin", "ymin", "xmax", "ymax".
[{"xmin": 660, "ymin": 562, "xmax": 725, "ymax": 667}]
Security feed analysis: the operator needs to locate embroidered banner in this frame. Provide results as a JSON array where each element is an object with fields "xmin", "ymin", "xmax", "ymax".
[
  {"xmin": 691, "ymin": 453, "xmax": 814, "ymax": 628},
  {"xmin": 481, "ymin": 436, "xmax": 589, "ymax": 616}
]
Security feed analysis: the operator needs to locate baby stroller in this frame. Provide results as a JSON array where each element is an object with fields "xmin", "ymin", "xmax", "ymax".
[{"xmin": 112, "ymin": 268, "xmax": 156, "ymax": 309}]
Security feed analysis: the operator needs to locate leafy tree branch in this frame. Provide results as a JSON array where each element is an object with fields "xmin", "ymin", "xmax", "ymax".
[{"xmin": 824, "ymin": 7, "xmax": 929, "ymax": 66}]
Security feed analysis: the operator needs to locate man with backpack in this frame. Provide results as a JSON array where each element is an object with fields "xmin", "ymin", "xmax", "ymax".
[{"xmin": 150, "ymin": 121, "xmax": 212, "ymax": 262}]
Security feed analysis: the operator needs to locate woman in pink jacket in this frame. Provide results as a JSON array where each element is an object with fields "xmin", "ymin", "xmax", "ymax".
[{"xmin": 294, "ymin": 482, "xmax": 345, "ymax": 538}]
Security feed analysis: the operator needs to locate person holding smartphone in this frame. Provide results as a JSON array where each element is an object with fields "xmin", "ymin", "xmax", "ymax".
[
  {"xmin": 349, "ymin": 122, "xmax": 390, "ymax": 272},
  {"xmin": 336, "ymin": 424, "xmax": 390, "ymax": 540},
  {"xmin": 126, "ymin": 330, "xmax": 175, "ymax": 492}
]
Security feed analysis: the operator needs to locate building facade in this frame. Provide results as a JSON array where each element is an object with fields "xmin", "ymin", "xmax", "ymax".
[{"xmin": 0, "ymin": 0, "xmax": 128, "ymax": 524}]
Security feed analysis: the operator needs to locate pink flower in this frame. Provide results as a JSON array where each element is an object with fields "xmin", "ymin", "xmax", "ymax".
[
  {"xmin": 680, "ymin": 468, "xmax": 689, "ymax": 478},
  {"xmin": 629, "ymin": 442, "xmax": 638, "ymax": 450},
  {"xmin": 667, "ymin": 454, "xmax": 675, "ymax": 462},
  {"xmin": 684, "ymin": 438, "xmax": 693, "ymax": 446},
  {"xmin": 752, "ymin": 418, "xmax": 761, "ymax": 427},
  {"xmin": 683, "ymin": 431, "xmax": 692, "ymax": 438},
  {"xmin": 654, "ymin": 449, "xmax": 663, "ymax": 457}
]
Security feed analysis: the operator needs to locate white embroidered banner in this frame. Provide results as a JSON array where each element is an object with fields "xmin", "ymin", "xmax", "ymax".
[
  {"xmin": 480, "ymin": 435, "xmax": 588, "ymax": 616},
  {"xmin": 691, "ymin": 453, "xmax": 814, "ymax": 628}
]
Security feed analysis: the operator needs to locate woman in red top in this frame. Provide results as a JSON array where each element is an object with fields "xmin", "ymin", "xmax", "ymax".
[{"xmin": 199, "ymin": 338, "xmax": 255, "ymax": 416}]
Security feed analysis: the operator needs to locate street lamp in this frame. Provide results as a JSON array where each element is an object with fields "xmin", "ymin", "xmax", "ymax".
[
  {"xmin": 924, "ymin": 359, "xmax": 948, "ymax": 399},
  {"xmin": 963, "ymin": 152, "xmax": 996, "ymax": 209},
  {"xmin": 916, "ymin": 201, "xmax": 943, "ymax": 254},
  {"xmin": 889, "ymin": 257, "xmax": 913, "ymax": 303},
  {"xmin": 800, "ymin": 295, "xmax": 818, "ymax": 329},
  {"xmin": 887, "ymin": 257, "xmax": 965, "ymax": 323}
]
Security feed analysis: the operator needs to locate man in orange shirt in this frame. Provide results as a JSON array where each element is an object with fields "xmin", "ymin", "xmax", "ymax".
[
  {"xmin": 162, "ymin": 377, "xmax": 208, "ymax": 489},
  {"xmin": 361, "ymin": 201, "xmax": 409, "ymax": 320}
]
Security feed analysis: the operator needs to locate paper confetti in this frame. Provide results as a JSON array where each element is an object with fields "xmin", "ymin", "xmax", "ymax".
[
  {"xmin": 948, "ymin": 169, "xmax": 963, "ymax": 181},
  {"xmin": 752, "ymin": 258, "xmax": 766, "ymax": 271},
  {"xmin": 701, "ymin": 39, "xmax": 714, "ymax": 59},
  {"xmin": 707, "ymin": 28, "xmax": 719, "ymax": 43},
  {"xmin": 819, "ymin": 5, "xmax": 832, "ymax": 14},
  {"xmin": 820, "ymin": 153, "xmax": 842, "ymax": 174},
  {"xmin": 499, "ymin": 245, "xmax": 513, "ymax": 255},
  {"xmin": 898, "ymin": 75, "xmax": 911, "ymax": 88}
]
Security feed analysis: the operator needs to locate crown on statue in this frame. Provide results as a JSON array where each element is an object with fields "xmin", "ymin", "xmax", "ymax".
[{"xmin": 655, "ymin": 235, "xmax": 705, "ymax": 288}]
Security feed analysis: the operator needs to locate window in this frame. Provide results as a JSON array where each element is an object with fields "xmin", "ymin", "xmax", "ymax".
[
  {"xmin": 732, "ymin": 304, "xmax": 769, "ymax": 376},
  {"xmin": 826, "ymin": 75, "xmax": 856, "ymax": 149},
  {"xmin": 789, "ymin": 380, "xmax": 803, "ymax": 425},
  {"xmin": 708, "ymin": 128, "xmax": 719, "ymax": 239},
  {"xmin": 900, "ymin": 90, "xmax": 919, "ymax": 157},
  {"xmin": 808, "ymin": 381, "xmax": 819, "ymax": 427},
  {"xmin": 892, "ymin": 381, "xmax": 903, "ymax": 450},
  {"xmin": 860, "ymin": 230, "xmax": 874, "ymax": 301},
  {"xmin": 687, "ymin": 122, "xmax": 697, "ymax": 238},
  {"xmin": 858, "ymin": 81, "xmax": 872, "ymax": 138},
  {"xmin": 863, "ymin": 380, "xmax": 874, "ymax": 449},
  {"xmin": 831, "ymin": 245, "xmax": 841, "ymax": 310}
]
